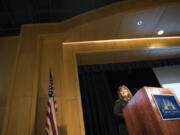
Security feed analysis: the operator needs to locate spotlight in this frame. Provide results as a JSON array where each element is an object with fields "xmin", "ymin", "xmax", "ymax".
[
  {"xmin": 157, "ymin": 30, "xmax": 164, "ymax": 35},
  {"xmin": 137, "ymin": 20, "xmax": 142, "ymax": 26}
]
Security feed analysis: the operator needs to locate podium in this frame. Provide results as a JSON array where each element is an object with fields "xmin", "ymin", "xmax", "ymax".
[{"xmin": 123, "ymin": 87, "xmax": 180, "ymax": 135}]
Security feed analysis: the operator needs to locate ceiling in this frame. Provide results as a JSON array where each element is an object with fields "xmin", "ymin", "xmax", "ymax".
[
  {"xmin": 0, "ymin": 0, "xmax": 123, "ymax": 36},
  {"xmin": 0, "ymin": 1, "xmax": 180, "ymax": 37}
]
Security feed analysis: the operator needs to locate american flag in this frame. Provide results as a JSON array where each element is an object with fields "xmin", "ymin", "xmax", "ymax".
[{"xmin": 45, "ymin": 71, "xmax": 59, "ymax": 135}]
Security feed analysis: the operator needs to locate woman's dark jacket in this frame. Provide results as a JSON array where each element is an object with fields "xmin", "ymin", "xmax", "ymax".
[{"xmin": 113, "ymin": 99, "xmax": 129, "ymax": 135}]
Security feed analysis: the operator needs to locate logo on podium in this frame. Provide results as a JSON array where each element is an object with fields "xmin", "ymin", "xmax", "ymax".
[{"xmin": 152, "ymin": 94, "xmax": 180, "ymax": 120}]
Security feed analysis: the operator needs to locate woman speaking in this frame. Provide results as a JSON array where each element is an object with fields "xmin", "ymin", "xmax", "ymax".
[{"xmin": 113, "ymin": 85, "xmax": 133, "ymax": 135}]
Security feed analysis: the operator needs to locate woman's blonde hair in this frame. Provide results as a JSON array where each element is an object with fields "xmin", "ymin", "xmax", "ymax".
[{"xmin": 118, "ymin": 85, "xmax": 133, "ymax": 101}]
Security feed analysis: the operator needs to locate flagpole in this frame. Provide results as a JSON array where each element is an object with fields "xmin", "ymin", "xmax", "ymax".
[{"xmin": 46, "ymin": 68, "xmax": 59, "ymax": 135}]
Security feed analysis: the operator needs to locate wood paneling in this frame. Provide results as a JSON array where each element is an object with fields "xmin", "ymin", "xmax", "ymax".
[
  {"xmin": 1, "ymin": 28, "xmax": 42, "ymax": 135},
  {"xmin": 6, "ymin": 97, "xmax": 32, "ymax": 134},
  {"xmin": 69, "ymin": 37, "xmax": 180, "ymax": 65},
  {"xmin": 77, "ymin": 47, "xmax": 180, "ymax": 65},
  {"xmin": 35, "ymin": 38, "xmax": 85, "ymax": 134},
  {"xmin": 0, "ymin": 36, "xmax": 18, "ymax": 132},
  {"xmin": 35, "ymin": 39, "xmax": 64, "ymax": 134}
]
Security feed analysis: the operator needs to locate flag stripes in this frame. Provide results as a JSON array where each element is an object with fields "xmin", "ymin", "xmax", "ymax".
[{"xmin": 46, "ymin": 71, "xmax": 59, "ymax": 135}]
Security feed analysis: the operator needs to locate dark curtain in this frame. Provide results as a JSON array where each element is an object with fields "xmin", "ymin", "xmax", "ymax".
[
  {"xmin": 79, "ymin": 71, "xmax": 119, "ymax": 135},
  {"xmin": 106, "ymin": 68, "xmax": 161, "ymax": 96},
  {"xmin": 78, "ymin": 67, "xmax": 161, "ymax": 135}
]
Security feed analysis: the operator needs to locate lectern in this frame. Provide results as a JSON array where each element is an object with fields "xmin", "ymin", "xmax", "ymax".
[{"xmin": 123, "ymin": 87, "xmax": 180, "ymax": 135}]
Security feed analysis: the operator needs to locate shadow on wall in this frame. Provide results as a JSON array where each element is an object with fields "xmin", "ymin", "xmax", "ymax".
[{"xmin": 58, "ymin": 125, "xmax": 67, "ymax": 135}]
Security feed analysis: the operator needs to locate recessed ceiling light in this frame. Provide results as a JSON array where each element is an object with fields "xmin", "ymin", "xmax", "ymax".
[
  {"xmin": 157, "ymin": 30, "xmax": 164, "ymax": 35},
  {"xmin": 137, "ymin": 20, "xmax": 142, "ymax": 26}
]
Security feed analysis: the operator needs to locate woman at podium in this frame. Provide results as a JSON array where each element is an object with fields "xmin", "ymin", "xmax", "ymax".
[{"xmin": 113, "ymin": 85, "xmax": 133, "ymax": 135}]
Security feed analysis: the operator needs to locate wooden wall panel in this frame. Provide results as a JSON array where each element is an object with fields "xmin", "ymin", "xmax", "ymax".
[
  {"xmin": 0, "ymin": 36, "xmax": 18, "ymax": 132},
  {"xmin": 36, "ymin": 39, "xmax": 64, "ymax": 134},
  {"xmin": 65, "ymin": 37, "xmax": 180, "ymax": 65},
  {"xmin": 63, "ymin": 47, "xmax": 80, "ymax": 99},
  {"xmin": 6, "ymin": 97, "xmax": 32, "ymax": 134},
  {"xmin": 62, "ymin": 46, "xmax": 85, "ymax": 135},
  {"xmin": 77, "ymin": 48, "xmax": 180, "ymax": 65},
  {"xmin": 1, "ymin": 27, "xmax": 41, "ymax": 135},
  {"xmin": 35, "ymin": 38, "xmax": 85, "ymax": 135},
  {"xmin": 60, "ymin": 99, "xmax": 84, "ymax": 135}
]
